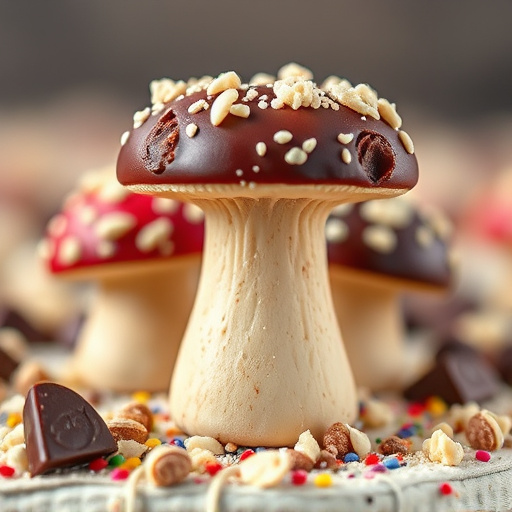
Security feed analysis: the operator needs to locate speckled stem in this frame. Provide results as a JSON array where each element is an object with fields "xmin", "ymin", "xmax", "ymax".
[{"xmin": 169, "ymin": 197, "xmax": 357, "ymax": 446}]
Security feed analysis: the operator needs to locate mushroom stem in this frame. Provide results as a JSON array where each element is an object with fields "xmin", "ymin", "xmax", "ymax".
[
  {"xmin": 329, "ymin": 271, "xmax": 406, "ymax": 391},
  {"xmin": 169, "ymin": 197, "xmax": 357, "ymax": 446},
  {"xmin": 70, "ymin": 258, "xmax": 200, "ymax": 392}
]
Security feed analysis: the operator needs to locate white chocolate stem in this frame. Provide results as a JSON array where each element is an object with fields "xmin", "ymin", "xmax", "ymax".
[
  {"xmin": 70, "ymin": 258, "xmax": 200, "ymax": 392},
  {"xmin": 169, "ymin": 198, "xmax": 357, "ymax": 446},
  {"xmin": 329, "ymin": 271, "xmax": 405, "ymax": 391}
]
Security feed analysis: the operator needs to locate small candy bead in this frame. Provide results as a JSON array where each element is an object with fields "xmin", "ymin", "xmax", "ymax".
[
  {"xmin": 108, "ymin": 454, "xmax": 126, "ymax": 467},
  {"xmin": 170, "ymin": 438, "xmax": 186, "ymax": 449},
  {"xmin": 314, "ymin": 473, "xmax": 332, "ymax": 488},
  {"xmin": 475, "ymin": 450, "xmax": 491, "ymax": 462},
  {"xmin": 145, "ymin": 438, "xmax": 162, "ymax": 448},
  {"xmin": 205, "ymin": 461, "xmax": 223, "ymax": 476},
  {"xmin": 383, "ymin": 457, "xmax": 400, "ymax": 470},
  {"xmin": 365, "ymin": 453, "xmax": 380, "ymax": 466},
  {"xmin": 89, "ymin": 458, "xmax": 109, "ymax": 472},
  {"xmin": 343, "ymin": 452, "xmax": 359, "ymax": 463},
  {"xmin": 439, "ymin": 482, "xmax": 453, "ymax": 495},
  {"xmin": 111, "ymin": 468, "xmax": 130, "ymax": 481},
  {"xmin": 6, "ymin": 413, "xmax": 22, "ymax": 428},
  {"xmin": 0, "ymin": 465, "xmax": 16, "ymax": 478},
  {"xmin": 291, "ymin": 469, "xmax": 308, "ymax": 486},
  {"xmin": 131, "ymin": 391, "xmax": 151, "ymax": 404},
  {"xmin": 425, "ymin": 396, "xmax": 447, "ymax": 417},
  {"xmin": 240, "ymin": 449, "xmax": 255, "ymax": 461},
  {"xmin": 120, "ymin": 457, "xmax": 142, "ymax": 470}
]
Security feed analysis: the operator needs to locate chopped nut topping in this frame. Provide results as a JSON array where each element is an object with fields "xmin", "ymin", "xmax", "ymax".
[
  {"xmin": 258, "ymin": 100, "xmax": 269, "ymax": 109},
  {"xmin": 249, "ymin": 72, "xmax": 276, "ymax": 85},
  {"xmin": 235, "ymin": 169, "xmax": 244, "ymax": 177},
  {"xmin": 377, "ymin": 98, "xmax": 402, "ymax": 130},
  {"xmin": 329, "ymin": 83, "xmax": 380, "ymax": 120},
  {"xmin": 360, "ymin": 198, "xmax": 413, "ymax": 229},
  {"xmin": 273, "ymin": 130, "xmax": 293, "ymax": 144},
  {"xmin": 185, "ymin": 75, "xmax": 213, "ymax": 96},
  {"xmin": 416, "ymin": 225, "xmax": 435, "ymax": 248},
  {"xmin": 321, "ymin": 76, "xmax": 352, "ymax": 92},
  {"xmin": 256, "ymin": 142, "xmax": 267, "ymax": 157},
  {"xmin": 58, "ymin": 236, "xmax": 81, "ymax": 266},
  {"xmin": 210, "ymin": 89, "xmax": 239, "ymax": 126},
  {"xmin": 120, "ymin": 131, "xmax": 130, "ymax": 146},
  {"xmin": 379, "ymin": 436, "xmax": 409, "ymax": 456},
  {"xmin": 271, "ymin": 77, "xmax": 322, "ymax": 110},
  {"xmin": 337, "ymin": 133, "xmax": 354, "ymax": 145},
  {"xmin": 95, "ymin": 212, "xmax": 137, "ymax": 240},
  {"xmin": 423, "ymin": 429, "xmax": 464, "ymax": 466},
  {"xmin": 294, "ymin": 429, "xmax": 321, "ymax": 463},
  {"xmin": 135, "ymin": 218, "xmax": 173, "ymax": 253},
  {"xmin": 341, "ymin": 148, "xmax": 352, "ymax": 164},
  {"xmin": 325, "ymin": 218, "xmax": 349, "ymax": 243},
  {"xmin": 302, "ymin": 138, "xmax": 317, "ymax": 153},
  {"xmin": 362, "ymin": 225, "xmax": 397, "ymax": 253},
  {"xmin": 150, "ymin": 79, "xmax": 187, "ymax": 105},
  {"xmin": 399, "ymin": 130, "xmax": 415, "ymax": 154},
  {"xmin": 206, "ymin": 71, "xmax": 242, "ymax": 96},
  {"xmin": 277, "ymin": 63, "xmax": 313, "ymax": 80},
  {"xmin": 229, "ymin": 104, "xmax": 250, "ymax": 118},
  {"xmin": 284, "ymin": 147, "xmax": 308, "ymax": 165},
  {"xmin": 185, "ymin": 123, "xmax": 199, "ymax": 138},
  {"xmin": 133, "ymin": 107, "xmax": 151, "ymax": 129},
  {"xmin": 188, "ymin": 99, "xmax": 209, "ymax": 114},
  {"xmin": 252, "ymin": 165, "xmax": 260, "ymax": 172},
  {"xmin": 244, "ymin": 88, "xmax": 260, "ymax": 101}
]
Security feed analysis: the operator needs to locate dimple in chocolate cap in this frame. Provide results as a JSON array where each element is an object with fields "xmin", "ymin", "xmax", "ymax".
[{"xmin": 117, "ymin": 68, "xmax": 419, "ymax": 198}]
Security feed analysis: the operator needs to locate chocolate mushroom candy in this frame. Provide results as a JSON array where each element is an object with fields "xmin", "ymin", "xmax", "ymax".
[
  {"xmin": 116, "ymin": 64, "xmax": 419, "ymax": 446},
  {"xmin": 326, "ymin": 197, "xmax": 454, "ymax": 391},
  {"xmin": 39, "ymin": 169, "xmax": 204, "ymax": 392}
]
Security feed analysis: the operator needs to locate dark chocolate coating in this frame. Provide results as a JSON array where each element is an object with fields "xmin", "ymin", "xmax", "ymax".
[
  {"xmin": 117, "ymin": 86, "xmax": 418, "ymax": 190},
  {"xmin": 403, "ymin": 351, "xmax": 500, "ymax": 405},
  {"xmin": 23, "ymin": 382, "xmax": 117, "ymax": 476},
  {"xmin": 327, "ymin": 201, "xmax": 452, "ymax": 288},
  {"xmin": 0, "ymin": 346, "xmax": 19, "ymax": 381}
]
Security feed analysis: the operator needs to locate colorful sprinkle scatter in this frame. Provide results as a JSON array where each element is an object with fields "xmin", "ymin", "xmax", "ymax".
[
  {"xmin": 364, "ymin": 453, "xmax": 380, "ymax": 466},
  {"xmin": 344, "ymin": 452, "xmax": 359, "ymax": 463},
  {"xmin": 108, "ymin": 454, "xmax": 126, "ymax": 467},
  {"xmin": 383, "ymin": 457, "xmax": 400, "ymax": 470},
  {"xmin": 205, "ymin": 462, "xmax": 223, "ymax": 476}
]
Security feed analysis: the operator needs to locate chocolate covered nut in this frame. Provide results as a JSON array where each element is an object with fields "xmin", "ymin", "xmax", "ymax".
[
  {"xmin": 107, "ymin": 418, "xmax": 148, "ymax": 444},
  {"xmin": 466, "ymin": 411, "xmax": 504, "ymax": 451},
  {"xmin": 379, "ymin": 436, "xmax": 409, "ymax": 456},
  {"xmin": 23, "ymin": 382, "xmax": 117, "ymax": 476},
  {"xmin": 323, "ymin": 422, "xmax": 352, "ymax": 458},
  {"xmin": 286, "ymin": 449, "xmax": 315, "ymax": 472},
  {"xmin": 118, "ymin": 402, "xmax": 154, "ymax": 432}
]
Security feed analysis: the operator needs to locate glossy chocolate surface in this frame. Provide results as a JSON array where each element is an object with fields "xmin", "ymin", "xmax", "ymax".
[
  {"xmin": 327, "ymin": 200, "xmax": 452, "ymax": 288},
  {"xmin": 117, "ymin": 86, "xmax": 418, "ymax": 190},
  {"xmin": 23, "ymin": 382, "xmax": 117, "ymax": 476}
]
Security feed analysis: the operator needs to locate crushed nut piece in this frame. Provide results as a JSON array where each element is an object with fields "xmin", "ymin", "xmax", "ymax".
[
  {"xmin": 287, "ymin": 448, "xmax": 315, "ymax": 471},
  {"xmin": 379, "ymin": 436, "xmax": 409, "ymax": 456},
  {"xmin": 107, "ymin": 418, "xmax": 148, "ymax": 444},
  {"xmin": 321, "ymin": 76, "xmax": 352, "ymax": 92},
  {"xmin": 284, "ymin": 147, "xmax": 308, "ymax": 165},
  {"xmin": 362, "ymin": 225, "xmax": 397, "ymax": 253},
  {"xmin": 466, "ymin": 410, "xmax": 504, "ymax": 451},
  {"xmin": 185, "ymin": 435, "xmax": 225, "ymax": 455},
  {"xmin": 341, "ymin": 148, "xmax": 352, "ymax": 164},
  {"xmin": 294, "ymin": 429, "xmax": 321, "ymax": 462},
  {"xmin": 249, "ymin": 73, "xmax": 276, "ymax": 85},
  {"xmin": 277, "ymin": 63, "xmax": 313, "ymax": 80},
  {"xmin": 244, "ymin": 88, "xmax": 260, "ymax": 101},
  {"xmin": 133, "ymin": 107, "xmax": 151, "ymax": 129},
  {"xmin": 120, "ymin": 131, "xmax": 130, "ymax": 146},
  {"xmin": 337, "ymin": 133, "xmax": 354, "ymax": 145},
  {"xmin": 210, "ymin": 89, "xmax": 239, "ymax": 126},
  {"xmin": 302, "ymin": 138, "xmax": 317, "ymax": 153},
  {"xmin": 185, "ymin": 123, "xmax": 199, "ymax": 138},
  {"xmin": 377, "ymin": 98, "xmax": 402, "ymax": 130},
  {"xmin": 329, "ymin": 83, "xmax": 380, "ymax": 120},
  {"xmin": 399, "ymin": 130, "xmax": 415, "ymax": 154},
  {"xmin": 256, "ymin": 142, "xmax": 267, "ymax": 157},
  {"xmin": 238, "ymin": 450, "xmax": 291, "ymax": 488},
  {"xmin": 118, "ymin": 402, "xmax": 154, "ymax": 432},
  {"xmin": 258, "ymin": 100, "xmax": 269, "ymax": 109},
  {"xmin": 271, "ymin": 77, "xmax": 322, "ymax": 110},
  {"xmin": 347, "ymin": 425, "xmax": 371, "ymax": 458},
  {"xmin": 229, "ymin": 103, "xmax": 250, "ymax": 118},
  {"xmin": 323, "ymin": 422, "xmax": 352, "ymax": 458},
  {"xmin": 117, "ymin": 439, "xmax": 148, "ymax": 460},
  {"xmin": 188, "ymin": 99, "xmax": 209, "ymax": 114},
  {"xmin": 206, "ymin": 71, "xmax": 242, "ymax": 96},
  {"xmin": 150, "ymin": 79, "xmax": 187, "ymax": 105},
  {"xmin": 273, "ymin": 130, "xmax": 293, "ymax": 144},
  {"xmin": 423, "ymin": 429, "xmax": 464, "ymax": 466}
]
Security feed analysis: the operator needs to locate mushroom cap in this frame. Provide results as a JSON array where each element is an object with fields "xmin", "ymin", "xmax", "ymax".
[
  {"xmin": 326, "ymin": 197, "xmax": 454, "ymax": 290},
  {"xmin": 117, "ymin": 68, "xmax": 418, "ymax": 195},
  {"xmin": 40, "ymin": 169, "xmax": 204, "ymax": 277}
]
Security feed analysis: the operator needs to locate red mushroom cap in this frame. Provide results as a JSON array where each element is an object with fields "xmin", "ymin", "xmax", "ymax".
[
  {"xmin": 326, "ymin": 197, "xmax": 454, "ymax": 289},
  {"xmin": 116, "ymin": 71, "xmax": 418, "ymax": 192},
  {"xmin": 40, "ymin": 169, "xmax": 204, "ymax": 276}
]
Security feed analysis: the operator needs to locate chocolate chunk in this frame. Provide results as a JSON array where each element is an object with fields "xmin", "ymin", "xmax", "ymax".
[
  {"xmin": 0, "ymin": 346, "xmax": 19, "ymax": 381},
  {"xmin": 23, "ymin": 382, "xmax": 117, "ymax": 476},
  {"xmin": 356, "ymin": 131, "xmax": 395, "ymax": 185},
  {"xmin": 403, "ymin": 349, "xmax": 500, "ymax": 405}
]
